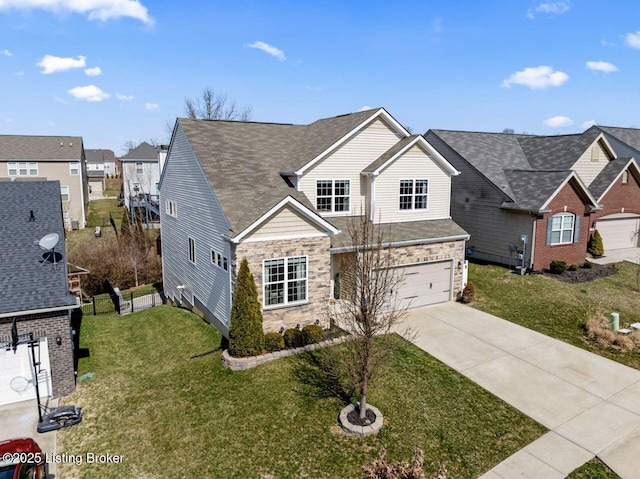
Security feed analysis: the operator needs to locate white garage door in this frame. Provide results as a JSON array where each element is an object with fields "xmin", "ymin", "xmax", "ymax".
[
  {"xmin": 0, "ymin": 339, "xmax": 52, "ymax": 406},
  {"xmin": 396, "ymin": 261, "xmax": 452, "ymax": 309},
  {"xmin": 597, "ymin": 216, "xmax": 640, "ymax": 251},
  {"xmin": 89, "ymin": 179, "xmax": 103, "ymax": 194}
]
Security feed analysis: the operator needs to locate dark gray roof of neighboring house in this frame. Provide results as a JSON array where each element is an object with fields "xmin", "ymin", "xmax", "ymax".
[
  {"xmin": 502, "ymin": 170, "xmax": 574, "ymax": 212},
  {"xmin": 362, "ymin": 135, "xmax": 418, "ymax": 173},
  {"xmin": 85, "ymin": 149, "xmax": 115, "ymax": 164},
  {"xmin": 329, "ymin": 217, "xmax": 469, "ymax": 249},
  {"xmin": 0, "ymin": 181, "xmax": 77, "ymax": 315},
  {"xmin": 0, "ymin": 135, "xmax": 83, "ymax": 160},
  {"xmin": 589, "ymin": 157, "xmax": 633, "ymax": 200},
  {"xmin": 429, "ymin": 130, "xmax": 532, "ymax": 199},
  {"xmin": 121, "ymin": 142, "xmax": 161, "ymax": 161},
  {"xmin": 518, "ymin": 129, "xmax": 601, "ymax": 170},
  {"xmin": 596, "ymin": 126, "xmax": 640, "ymax": 151},
  {"xmin": 87, "ymin": 170, "xmax": 105, "ymax": 178}
]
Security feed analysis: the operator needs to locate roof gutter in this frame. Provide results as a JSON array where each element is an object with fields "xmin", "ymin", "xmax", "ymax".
[
  {"xmin": 0, "ymin": 298, "xmax": 80, "ymax": 320},
  {"xmin": 330, "ymin": 233, "xmax": 470, "ymax": 253}
]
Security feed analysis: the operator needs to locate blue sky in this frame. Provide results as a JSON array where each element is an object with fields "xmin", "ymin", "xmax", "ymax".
[{"xmin": 1, "ymin": 0, "xmax": 640, "ymax": 154}]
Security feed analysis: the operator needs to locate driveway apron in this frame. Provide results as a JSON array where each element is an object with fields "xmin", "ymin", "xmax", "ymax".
[{"xmin": 398, "ymin": 302, "xmax": 640, "ymax": 479}]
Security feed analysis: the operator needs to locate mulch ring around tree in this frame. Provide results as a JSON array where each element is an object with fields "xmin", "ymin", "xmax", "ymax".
[{"xmin": 543, "ymin": 263, "xmax": 617, "ymax": 283}]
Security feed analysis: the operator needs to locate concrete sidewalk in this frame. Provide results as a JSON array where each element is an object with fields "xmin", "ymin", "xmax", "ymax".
[{"xmin": 399, "ymin": 302, "xmax": 640, "ymax": 479}]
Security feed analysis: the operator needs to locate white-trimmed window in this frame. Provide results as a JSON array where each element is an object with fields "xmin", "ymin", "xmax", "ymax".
[
  {"xmin": 136, "ymin": 162, "xmax": 144, "ymax": 174},
  {"xmin": 8, "ymin": 162, "xmax": 38, "ymax": 177},
  {"xmin": 399, "ymin": 179, "xmax": 428, "ymax": 210},
  {"xmin": 211, "ymin": 250, "xmax": 229, "ymax": 271},
  {"xmin": 263, "ymin": 256, "xmax": 307, "ymax": 307},
  {"xmin": 62, "ymin": 210, "xmax": 70, "ymax": 226},
  {"xmin": 316, "ymin": 179, "xmax": 350, "ymax": 213},
  {"xmin": 166, "ymin": 200, "xmax": 177, "ymax": 217},
  {"xmin": 60, "ymin": 186, "xmax": 70, "ymax": 202},
  {"xmin": 188, "ymin": 238, "xmax": 196, "ymax": 264},
  {"xmin": 549, "ymin": 213, "xmax": 575, "ymax": 245},
  {"xmin": 69, "ymin": 162, "xmax": 80, "ymax": 175},
  {"xmin": 133, "ymin": 182, "xmax": 140, "ymax": 193}
]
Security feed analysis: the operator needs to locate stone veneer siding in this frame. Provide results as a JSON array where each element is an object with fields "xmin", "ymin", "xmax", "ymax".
[
  {"xmin": 234, "ymin": 236, "xmax": 332, "ymax": 333},
  {"xmin": 0, "ymin": 311, "xmax": 76, "ymax": 398},
  {"xmin": 533, "ymin": 181, "xmax": 591, "ymax": 271}
]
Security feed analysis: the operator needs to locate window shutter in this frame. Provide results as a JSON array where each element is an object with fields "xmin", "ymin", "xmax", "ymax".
[
  {"xmin": 573, "ymin": 215, "xmax": 581, "ymax": 243},
  {"xmin": 546, "ymin": 217, "xmax": 553, "ymax": 245}
]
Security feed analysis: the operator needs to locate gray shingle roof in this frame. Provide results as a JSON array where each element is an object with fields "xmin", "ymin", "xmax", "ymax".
[
  {"xmin": 518, "ymin": 129, "xmax": 601, "ymax": 170},
  {"xmin": 177, "ymin": 109, "xmax": 392, "ymax": 237},
  {"xmin": 589, "ymin": 157, "xmax": 633, "ymax": 200},
  {"xmin": 329, "ymin": 217, "xmax": 469, "ymax": 249},
  {"xmin": 87, "ymin": 169, "xmax": 105, "ymax": 178},
  {"xmin": 121, "ymin": 142, "xmax": 160, "ymax": 161},
  {"xmin": 362, "ymin": 135, "xmax": 418, "ymax": 173},
  {"xmin": 502, "ymin": 170, "xmax": 574, "ymax": 212},
  {"xmin": 596, "ymin": 126, "xmax": 640, "ymax": 152},
  {"xmin": 0, "ymin": 181, "xmax": 77, "ymax": 315},
  {"xmin": 85, "ymin": 149, "xmax": 115, "ymax": 164},
  {"xmin": 0, "ymin": 135, "xmax": 83, "ymax": 160}
]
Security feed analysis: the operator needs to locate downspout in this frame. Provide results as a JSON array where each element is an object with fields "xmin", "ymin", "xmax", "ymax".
[
  {"xmin": 529, "ymin": 216, "xmax": 537, "ymax": 269},
  {"xmin": 369, "ymin": 175, "xmax": 376, "ymax": 222}
]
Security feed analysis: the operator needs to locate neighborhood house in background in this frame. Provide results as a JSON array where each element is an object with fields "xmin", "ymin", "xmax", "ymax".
[
  {"xmin": 0, "ymin": 181, "xmax": 80, "ymax": 407},
  {"xmin": 0, "ymin": 134, "xmax": 88, "ymax": 230},
  {"xmin": 85, "ymin": 148, "xmax": 117, "ymax": 199},
  {"xmin": 426, "ymin": 125, "xmax": 640, "ymax": 270},
  {"xmin": 160, "ymin": 108, "xmax": 469, "ymax": 337}
]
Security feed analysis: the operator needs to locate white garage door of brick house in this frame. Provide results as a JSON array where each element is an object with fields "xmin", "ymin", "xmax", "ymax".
[{"xmin": 0, "ymin": 339, "xmax": 52, "ymax": 406}]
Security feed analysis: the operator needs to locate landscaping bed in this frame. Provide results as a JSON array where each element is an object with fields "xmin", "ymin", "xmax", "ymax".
[
  {"xmin": 59, "ymin": 306, "xmax": 544, "ymax": 479},
  {"xmin": 542, "ymin": 263, "xmax": 617, "ymax": 284}
]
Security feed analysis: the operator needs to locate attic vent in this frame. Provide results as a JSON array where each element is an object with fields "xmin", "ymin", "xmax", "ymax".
[
  {"xmin": 591, "ymin": 145, "xmax": 600, "ymax": 162},
  {"xmin": 69, "ymin": 142, "xmax": 73, "ymax": 147},
  {"xmin": 60, "ymin": 142, "xmax": 64, "ymax": 147}
]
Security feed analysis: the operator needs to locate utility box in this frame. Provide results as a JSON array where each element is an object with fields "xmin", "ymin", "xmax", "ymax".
[{"xmin": 611, "ymin": 312, "xmax": 620, "ymax": 332}]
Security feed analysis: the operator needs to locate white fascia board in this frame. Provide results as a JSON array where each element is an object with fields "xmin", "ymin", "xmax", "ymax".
[
  {"xmin": 229, "ymin": 196, "xmax": 340, "ymax": 243},
  {"xmin": 295, "ymin": 108, "xmax": 410, "ymax": 176},
  {"xmin": 597, "ymin": 157, "xmax": 640, "ymax": 202},
  {"xmin": 329, "ymin": 233, "xmax": 470, "ymax": 253},
  {"xmin": 0, "ymin": 300, "xmax": 80, "ymax": 320},
  {"xmin": 539, "ymin": 171, "xmax": 600, "ymax": 211}
]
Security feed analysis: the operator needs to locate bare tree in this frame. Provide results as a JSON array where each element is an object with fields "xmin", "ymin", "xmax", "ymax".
[
  {"xmin": 330, "ymin": 215, "xmax": 409, "ymax": 420},
  {"xmin": 184, "ymin": 87, "xmax": 252, "ymax": 121}
]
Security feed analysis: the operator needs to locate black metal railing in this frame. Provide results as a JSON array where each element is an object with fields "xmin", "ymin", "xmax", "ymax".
[{"xmin": 82, "ymin": 288, "xmax": 165, "ymax": 316}]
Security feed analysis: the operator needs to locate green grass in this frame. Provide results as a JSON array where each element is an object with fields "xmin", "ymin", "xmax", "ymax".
[
  {"xmin": 104, "ymin": 177, "xmax": 122, "ymax": 197},
  {"xmin": 567, "ymin": 459, "xmax": 620, "ymax": 478},
  {"xmin": 86, "ymin": 198, "xmax": 123, "ymax": 229},
  {"xmin": 59, "ymin": 306, "xmax": 545, "ymax": 479},
  {"xmin": 469, "ymin": 261, "xmax": 640, "ymax": 369}
]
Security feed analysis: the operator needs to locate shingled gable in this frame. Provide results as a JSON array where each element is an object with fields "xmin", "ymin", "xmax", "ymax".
[{"xmin": 362, "ymin": 135, "xmax": 459, "ymax": 176}]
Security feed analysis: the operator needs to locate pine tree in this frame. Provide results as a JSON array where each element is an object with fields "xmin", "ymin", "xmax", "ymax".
[
  {"xmin": 228, "ymin": 257, "xmax": 264, "ymax": 357},
  {"xmin": 588, "ymin": 230, "xmax": 605, "ymax": 257}
]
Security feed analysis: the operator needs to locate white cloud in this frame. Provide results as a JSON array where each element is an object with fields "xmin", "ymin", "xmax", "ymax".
[
  {"xmin": 586, "ymin": 61, "xmax": 618, "ymax": 74},
  {"xmin": 601, "ymin": 39, "xmax": 615, "ymax": 47},
  {"xmin": 543, "ymin": 116, "xmax": 573, "ymax": 128},
  {"xmin": 37, "ymin": 54, "xmax": 85, "ymax": 74},
  {"xmin": 0, "ymin": 49, "xmax": 12, "ymax": 56},
  {"xmin": 527, "ymin": 1, "xmax": 570, "ymax": 18},
  {"xmin": 15, "ymin": 70, "xmax": 23, "ymax": 76},
  {"xmin": 145, "ymin": 102, "xmax": 159, "ymax": 111},
  {"xmin": 0, "ymin": 0, "xmax": 153, "ymax": 25},
  {"xmin": 582, "ymin": 120, "xmax": 596, "ymax": 129},
  {"xmin": 68, "ymin": 85, "xmax": 109, "ymax": 102},
  {"xmin": 305, "ymin": 86, "xmax": 322, "ymax": 91},
  {"xmin": 625, "ymin": 31, "xmax": 640, "ymax": 49},
  {"xmin": 358, "ymin": 106, "xmax": 373, "ymax": 112},
  {"xmin": 84, "ymin": 66, "xmax": 102, "ymax": 76},
  {"xmin": 116, "ymin": 93, "xmax": 134, "ymax": 100},
  {"xmin": 5, "ymin": 118, "xmax": 12, "ymax": 123},
  {"xmin": 247, "ymin": 41, "xmax": 286, "ymax": 61},
  {"xmin": 501, "ymin": 66, "xmax": 569, "ymax": 89}
]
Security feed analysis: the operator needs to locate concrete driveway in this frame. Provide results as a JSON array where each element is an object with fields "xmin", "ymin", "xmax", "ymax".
[
  {"xmin": 0, "ymin": 399, "xmax": 58, "ymax": 478},
  {"xmin": 399, "ymin": 302, "xmax": 640, "ymax": 479},
  {"xmin": 590, "ymin": 247, "xmax": 640, "ymax": 265}
]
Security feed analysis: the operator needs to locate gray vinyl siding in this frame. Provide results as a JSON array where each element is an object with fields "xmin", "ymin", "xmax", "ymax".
[
  {"xmin": 160, "ymin": 124, "xmax": 233, "ymax": 332},
  {"xmin": 426, "ymin": 132, "xmax": 535, "ymax": 267}
]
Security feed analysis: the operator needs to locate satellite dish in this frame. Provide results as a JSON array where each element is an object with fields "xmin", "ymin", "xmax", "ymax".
[{"xmin": 39, "ymin": 233, "xmax": 59, "ymax": 251}]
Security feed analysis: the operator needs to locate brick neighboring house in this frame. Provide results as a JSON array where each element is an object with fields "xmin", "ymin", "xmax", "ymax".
[
  {"xmin": 0, "ymin": 135, "xmax": 89, "ymax": 230},
  {"xmin": 160, "ymin": 108, "xmax": 469, "ymax": 337},
  {"xmin": 0, "ymin": 181, "xmax": 79, "ymax": 406}
]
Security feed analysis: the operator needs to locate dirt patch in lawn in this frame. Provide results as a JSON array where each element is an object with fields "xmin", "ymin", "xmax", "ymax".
[{"xmin": 543, "ymin": 263, "xmax": 617, "ymax": 283}]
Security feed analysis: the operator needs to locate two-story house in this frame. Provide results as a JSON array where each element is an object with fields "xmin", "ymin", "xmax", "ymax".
[
  {"xmin": 425, "ymin": 127, "xmax": 640, "ymax": 270},
  {"xmin": 0, "ymin": 135, "xmax": 88, "ymax": 230},
  {"xmin": 85, "ymin": 148, "xmax": 117, "ymax": 198},
  {"xmin": 160, "ymin": 109, "xmax": 469, "ymax": 336},
  {"xmin": 0, "ymin": 181, "xmax": 80, "ymax": 406},
  {"xmin": 121, "ymin": 142, "xmax": 163, "ymax": 223}
]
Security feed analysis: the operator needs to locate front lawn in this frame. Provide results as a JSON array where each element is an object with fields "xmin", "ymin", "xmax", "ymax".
[
  {"xmin": 469, "ymin": 261, "xmax": 640, "ymax": 369},
  {"xmin": 59, "ymin": 306, "xmax": 544, "ymax": 479}
]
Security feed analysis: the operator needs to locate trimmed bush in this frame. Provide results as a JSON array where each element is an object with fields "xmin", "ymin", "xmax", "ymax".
[
  {"xmin": 228, "ymin": 257, "xmax": 265, "ymax": 357},
  {"xmin": 302, "ymin": 324, "xmax": 324, "ymax": 345},
  {"xmin": 264, "ymin": 332, "xmax": 285, "ymax": 352},
  {"xmin": 283, "ymin": 328, "xmax": 304, "ymax": 348},
  {"xmin": 459, "ymin": 282, "xmax": 476, "ymax": 304},
  {"xmin": 583, "ymin": 260, "xmax": 594, "ymax": 269},
  {"xmin": 568, "ymin": 264, "xmax": 578, "ymax": 271},
  {"xmin": 549, "ymin": 260, "xmax": 567, "ymax": 275},
  {"xmin": 587, "ymin": 230, "xmax": 605, "ymax": 257}
]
